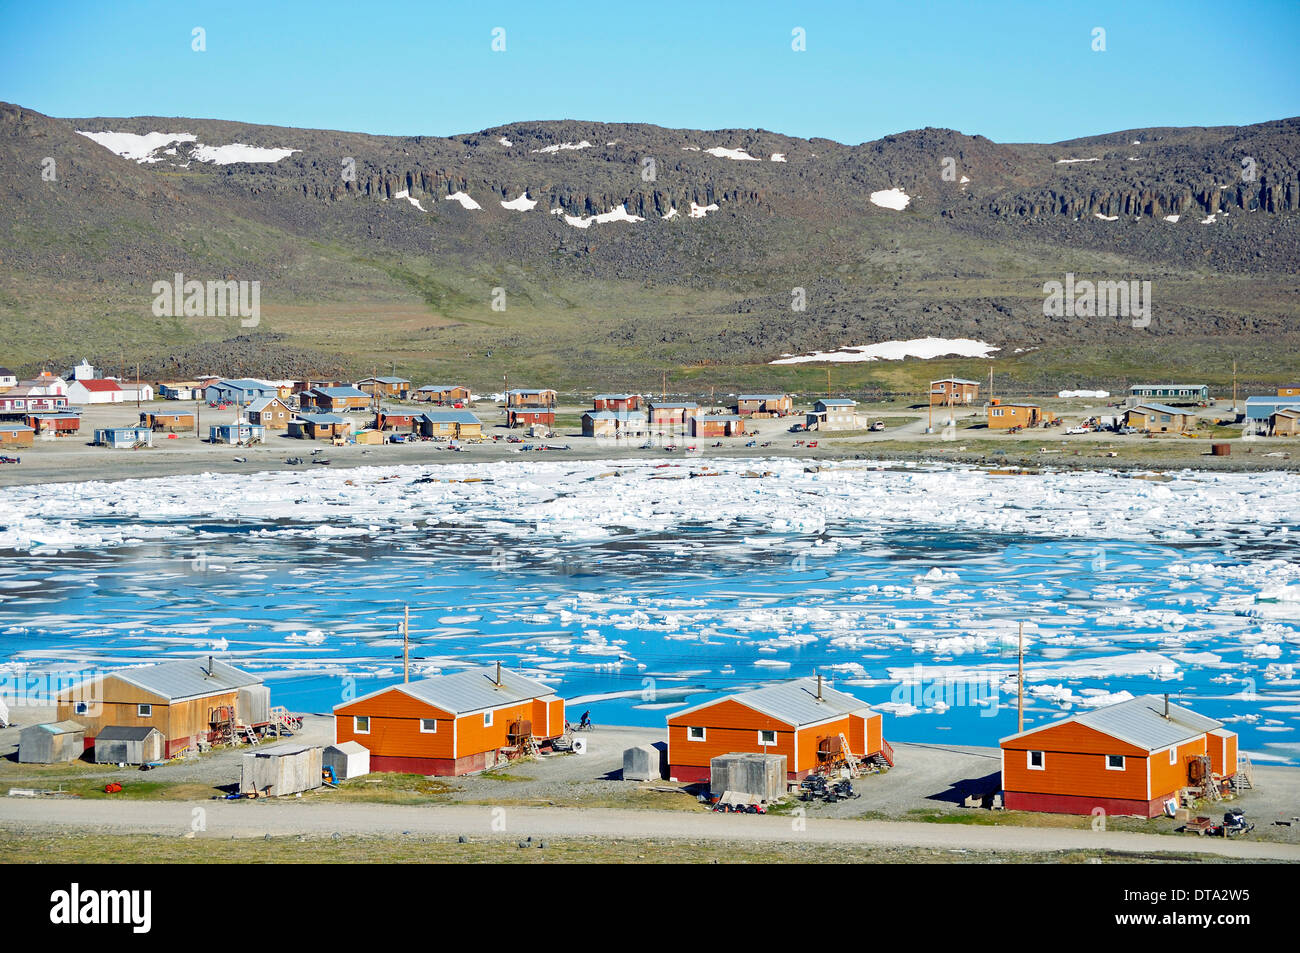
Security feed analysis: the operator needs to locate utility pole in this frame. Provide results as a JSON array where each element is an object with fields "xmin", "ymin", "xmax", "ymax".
[
  {"xmin": 825, "ymin": 367, "xmax": 831, "ymax": 400},
  {"xmin": 135, "ymin": 363, "xmax": 141, "ymax": 411},
  {"xmin": 1017, "ymin": 621, "xmax": 1025, "ymax": 733},
  {"xmin": 661, "ymin": 371, "xmax": 666, "ymax": 403},
  {"xmin": 1232, "ymin": 361, "xmax": 1238, "ymax": 415},
  {"xmin": 402, "ymin": 605, "xmax": 410, "ymax": 683}
]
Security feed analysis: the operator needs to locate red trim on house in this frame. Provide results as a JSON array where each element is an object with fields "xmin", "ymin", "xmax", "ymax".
[
  {"xmin": 369, "ymin": 750, "xmax": 507, "ymax": 777},
  {"xmin": 1003, "ymin": 791, "xmax": 1168, "ymax": 818}
]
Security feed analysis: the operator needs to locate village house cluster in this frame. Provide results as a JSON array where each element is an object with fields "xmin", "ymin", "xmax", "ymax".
[
  {"xmin": 13, "ymin": 650, "xmax": 1252, "ymax": 821},
  {"xmin": 2, "ymin": 361, "xmax": 1298, "ymax": 456}
]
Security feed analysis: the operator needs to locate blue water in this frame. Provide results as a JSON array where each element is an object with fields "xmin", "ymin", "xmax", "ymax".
[{"xmin": 2, "ymin": 515, "xmax": 1297, "ymax": 761}]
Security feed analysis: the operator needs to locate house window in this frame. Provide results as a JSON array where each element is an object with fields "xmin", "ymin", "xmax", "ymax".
[
  {"xmin": 1106, "ymin": 754, "xmax": 1125, "ymax": 771},
  {"xmin": 1027, "ymin": 750, "xmax": 1045, "ymax": 770},
  {"xmin": 1169, "ymin": 747, "xmax": 1177, "ymax": 765},
  {"xmin": 420, "ymin": 718, "xmax": 437, "ymax": 734},
  {"xmin": 688, "ymin": 726, "xmax": 706, "ymax": 741},
  {"xmin": 991, "ymin": 408, "xmax": 1003, "ymax": 417},
  {"xmin": 758, "ymin": 729, "xmax": 777, "ymax": 746},
  {"xmin": 484, "ymin": 711, "xmax": 493, "ymax": 727},
  {"xmin": 354, "ymin": 716, "xmax": 370, "ymax": 734},
  {"xmin": 137, "ymin": 704, "xmax": 152, "ymax": 717},
  {"xmin": 74, "ymin": 701, "xmax": 88, "ymax": 715}
]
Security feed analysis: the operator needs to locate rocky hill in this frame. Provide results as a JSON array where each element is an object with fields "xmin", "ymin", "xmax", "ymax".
[{"xmin": 1, "ymin": 102, "xmax": 1297, "ymax": 387}]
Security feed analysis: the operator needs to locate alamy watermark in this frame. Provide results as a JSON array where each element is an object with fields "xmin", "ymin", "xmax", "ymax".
[
  {"xmin": 152, "ymin": 272, "xmax": 260, "ymax": 327},
  {"xmin": 1043, "ymin": 273, "xmax": 1150, "ymax": 329}
]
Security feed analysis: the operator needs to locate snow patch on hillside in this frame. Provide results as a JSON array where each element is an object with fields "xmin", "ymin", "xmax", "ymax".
[
  {"xmin": 772, "ymin": 337, "xmax": 999, "ymax": 365},
  {"xmin": 705, "ymin": 147, "xmax": 760, "ymax": 161},
  {"xmin": 77, "ymin": 131, "xmax": 197, "ymax": 161},
  {"xmin": 689, "ymin": 202, "xmax": 719, "ymax": 218},
  {"xmin": 393, "ymin": 189, "xmax": 426, "ymax": 211},
  {"xmin": 192, "ymin": 143, "xmax": 298, "ymax": 165},
  {"xmin": 77, "ymin": 131, "xmax": 297, "ymax": 165},
  {"xmin": 869, "ymin": 188, "xmax": 911, "ymax": 211},
  {"xmin": 445, "ymin": 192, "xmax": 482, "ymax": 210},
  {"xmin": 557, "ymin": 205, "xmax": 644, "ymax": 228},
  {"xmin": 531, "ymin": 140, "xmax": 592, "ymax": 154},
  {"xmin": 501, "ymin": 191, "xmax": 537, "ymax": 211}
]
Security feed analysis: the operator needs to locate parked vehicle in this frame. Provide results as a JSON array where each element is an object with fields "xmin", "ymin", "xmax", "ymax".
[
  {"xmin": 789, "ymin": 423, "xmax": 805, "ymax": 433},
  {"xmin": 1118, "ymin": 426, "xmax": 1138, "ymax": 435},
  {"xmin": 745, "ymin": 440, "xmax": 757, "ymax": 447},
  {"xmin": 1065, "ymin": 426, "xmax": 1090, "ymax": 435},
  {"xmin": 0, "ymin": 456, "xmax": 20, "ymax": 465},
  {"xmin": 870, "ymin": 420, "xmax": 885, "ymax": 432}
]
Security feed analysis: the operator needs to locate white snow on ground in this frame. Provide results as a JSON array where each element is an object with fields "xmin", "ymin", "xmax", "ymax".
[
  {"xmin": 556, "ymin": 205, "xmax": 644, "ymax": 228},
  {"xmin": 770, "ymin": 153, "xmax": 786, "ymax": 162},
  {"xmin": 681, "ymin": 146, "xmax": 700, "ymax": 151},
  {"xmin": 498, "ymin": 136, "xmax": 513, "ymax": 147},
  {"xmin": 191, "ymin": 143, "xmax": 298, "ymax": 164},
  {"xmin": 662, "ymin": 207, "xmax": 679, "ymax": 220},
  {"xmin": 869, "ymin": 188, "xmax": 911, "ymax": 210},
  {"xmin": 960, "ymin": 175, "xmax": 970, "ymax": 184},
  {"xmin": 705, "ymin": 147, "xmax": 759, "ymax": 161},
  {"xmin": 1164, "ymin": 214, "xmax": 1181, "ymax": 223},
  {"xmin": 1094, "ymin": 213, "xmax": 1119, "ymax": 221},
  {"xmin": 772, "ymin": 337, "xmax": 999, "ymax": 365},
  {"xmin": 1058, "ymin": 390, "xmax": 1110, "ymax": 398},
  {"xmin": 531, "ymin": 140, "xmax": 592, "ymax": 154},
  {"xmin": 76, "ymin": 131, "xmax": 197, "ymax": 161},
  {"xmin": 444, "ymin": 191, "xmax": 482, "ymax": 210},
  {"xmin": 1056, "ymin": 157, "xmax": 1100, "ymax": 164},
  {"xmin": 689, "ymin": 202, "xmax": 719, "ymax": 218},
  {"xmin": 77, "ymin": 131, "xmax": 297, "ymax": 165},
  {"xmin": 501, "ymin": 191, "xmax": 537, "ymax": 211},
  {"xmin": 392, "ymin": 189, "xmax": 426, "ymax": 211},
  {"xmin": 1202, "ymin": 214, "xmax": 1218, "ymax": 224},
  {"xmin": 3, "ymin": 459, "xmax": 1297, "ymax": 555}
]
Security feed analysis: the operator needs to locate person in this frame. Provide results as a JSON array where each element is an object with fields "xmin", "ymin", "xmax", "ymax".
[{"xmin": 579, "ymin": 709, "xmax": 592, "ymax": 729}]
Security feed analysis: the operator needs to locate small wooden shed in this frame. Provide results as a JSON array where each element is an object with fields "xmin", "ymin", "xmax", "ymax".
[
  {"xmin": 323, "ymin": 741, "xmax": 371, "ymax": 780},
  {"xmin": 240, "ymin": 742, "xmax": 323, "ymax": 797},
  {"xmin": 94, "ymin": 725, "xmax": 166, "ymax": 765},
  {"xmin": 19, "ymin": 720, "xmax": 86, "ymax": 763}
]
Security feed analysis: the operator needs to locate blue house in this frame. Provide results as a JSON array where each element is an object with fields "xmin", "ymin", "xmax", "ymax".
[
  {"xmin": 204, "ymin": 379, "xmax": 278, "ymax": 405},
  {"xmin": 209, "ymin": 421, "xmax": 266, "ymax": 445},
  {"xmin": 1245, "ymin": 396, "xmax": 1300, "ymax": 422},
  {"xmin": 94, "ymin": 427, "xmax": 153, "ymax": 449}
]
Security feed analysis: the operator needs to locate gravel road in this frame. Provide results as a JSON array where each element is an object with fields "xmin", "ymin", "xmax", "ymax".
[{"xmin": 3, "ymin": 797, "xmax": 1297, "ymax": 861}]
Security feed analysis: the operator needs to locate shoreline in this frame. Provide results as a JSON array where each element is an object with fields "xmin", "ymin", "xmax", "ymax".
[{"xmin": 1, "ymin": 439, "xmax": 1296, "ymax": 491}]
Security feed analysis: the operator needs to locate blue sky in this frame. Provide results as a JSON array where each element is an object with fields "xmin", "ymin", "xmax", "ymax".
[{"xmin": 1, "ymin": 0, "xmax": 1296, "ymax": 143}]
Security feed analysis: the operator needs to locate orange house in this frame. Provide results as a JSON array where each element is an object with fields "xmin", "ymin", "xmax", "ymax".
[
  {"xmin": 931, "ymin": 378, "xmax": 980, "ymax": 405},
  {"xmin": 56, "ymin": 657, "xmax": 267, "ymax": 758},
  {"xmin": 333, "ymin": 665, "xmax": 564, "ymax": 776},
  {"xmin": 1000, "ymin": 694, "xmax": 1237, "ymax": 818},
  {"xmin": 667, "ymin": 677, "xmax": 888, "ymax": 783},
  {"xmin": 986, "ymin": 401, "xmax": 1041, "ymax": 429}
]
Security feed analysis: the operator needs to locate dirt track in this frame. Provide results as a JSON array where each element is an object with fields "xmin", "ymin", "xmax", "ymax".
[{"xmin": 3, "ymin": 797, "xmax": 1297, "ymax": 860}]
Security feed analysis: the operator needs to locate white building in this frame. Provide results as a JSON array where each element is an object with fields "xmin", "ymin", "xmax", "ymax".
[
  {"xmin": 116, "ymin": 383, "xmax": 155, "ymax": 402},
  {"xmin": 70, "ymin": 359, "xmax": 96, "ymax": 382},
  {"xmin": 67, "ymin": 379, "xmax": 123, "ymax": 404}
]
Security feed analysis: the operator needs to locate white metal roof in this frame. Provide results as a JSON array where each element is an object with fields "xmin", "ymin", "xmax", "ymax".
[
  {"xmin": 1000, "ymin": 694, "xmax": 1221, "ymax": 751},
  {"xmin": 336, "ymin": 665, "xmax": 557, "ymax": 715},
  {"xmin": 670, "ymin": 677, "xmax": 872, "ymax": 727},
  {"xmin": 106, "ymin": 657, "xmax": 263, "ymax": 702}
]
